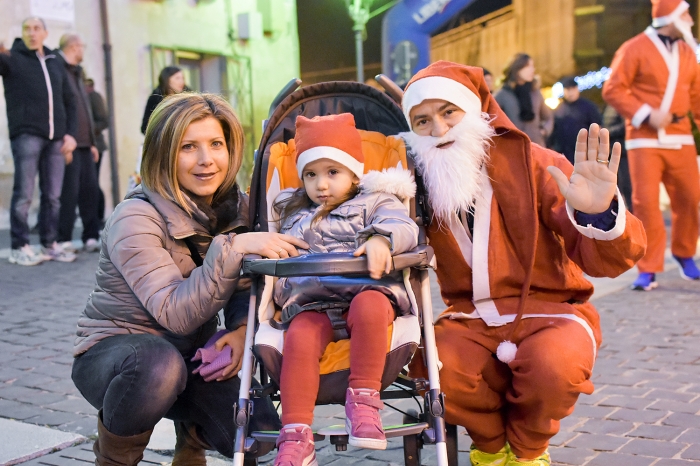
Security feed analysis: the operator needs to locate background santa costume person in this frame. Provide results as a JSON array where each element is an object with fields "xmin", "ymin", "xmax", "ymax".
[
  {"xmin": 401, "ymin": 61, "xmax": 646, "ymax": 465},
  {"xmin": 603, "ymin": 0, "xmax": 700, "ymax": 291}
]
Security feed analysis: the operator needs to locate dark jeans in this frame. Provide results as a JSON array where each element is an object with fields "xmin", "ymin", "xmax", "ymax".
[
  {"xmin": 72, "ymin": 333, "xmax": 281, "ymax": 457},
  {"xmin": 58, "ymin": 147, "xmax": 101, "ymax": 242},
  {"xmin": 96, "ymin": 151, "xmax": 105, "ymax": 222},
  {"xmin": 10, "ymin": 134, "xmax": 66, "ymax": 249}
]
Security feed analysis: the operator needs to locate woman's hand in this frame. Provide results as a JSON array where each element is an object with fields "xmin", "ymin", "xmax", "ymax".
[
  {"xmin": 231, "ymin": 232, "xmax": 309, "ymax": 258},
  {"xmin": 354, "ymin": 236, "xmax": 392, "ymax": 279},
  {"xmin": 546, "ymin": 123, "xmax": 620, "ymax": 214},
  {"xmin": 213, "ymin": 326, "xmax": 247, "ymax": 381}
]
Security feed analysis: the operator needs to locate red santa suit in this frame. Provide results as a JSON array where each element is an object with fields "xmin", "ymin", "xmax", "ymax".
[
  {"xmin": 403, "ymin": 62, "xmax": 647, "ymax": 458},
  {"xmin": 603, "ymin": 0, "xmax": 700, "ymax": 273}
]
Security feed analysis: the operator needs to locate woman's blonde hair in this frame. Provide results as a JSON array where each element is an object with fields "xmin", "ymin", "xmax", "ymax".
[{"xmin": 140, "ymin": 92, "xmax": 244, "ymax": 214}]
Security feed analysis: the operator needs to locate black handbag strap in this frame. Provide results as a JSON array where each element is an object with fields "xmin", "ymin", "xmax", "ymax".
[{"xmin": 183, "ymin": 237, "xmax": 204, "ymax": 267}]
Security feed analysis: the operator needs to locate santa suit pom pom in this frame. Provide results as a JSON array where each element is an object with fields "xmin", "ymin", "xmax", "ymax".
[{"xmin": 496, "ymin": 340, "xmax": 518, "ymax": 364}]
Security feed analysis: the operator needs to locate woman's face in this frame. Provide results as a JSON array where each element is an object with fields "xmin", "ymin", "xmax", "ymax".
[
  {"xmin": 517, "ymin": 59, "xmax": 536, "ymax": 84},
  {"xmin": 168, "ymin": 71, "xmax": 186, "ymax": 93},
  {"xmin": 176, "ymin": 117, "xmax": 229, "ymax": 204}
]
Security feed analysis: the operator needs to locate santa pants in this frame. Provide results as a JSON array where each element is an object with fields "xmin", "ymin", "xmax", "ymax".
[
  {"xmin": 628, "ymin": 146, "xmax": 700, "ymax": 272},
  {"xmin": 410, "ymin": 316, "xmax": 595, "ymax": 459},
  {"xmin": 279, "ymin": 290, "xmax": 394, "ymax": 426}
]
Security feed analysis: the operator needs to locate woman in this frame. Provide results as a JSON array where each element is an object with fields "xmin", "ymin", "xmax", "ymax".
[
  {"xmin": 72, "ymin": 93, "xmax": 307, "ymax": 465},
  {"xmin": 140, "ymin": 66, "xmax": 187, "ymax": 134},
  {"xmin": 494, "ymin": 53, "xmax": 553, "ymax": 145}
]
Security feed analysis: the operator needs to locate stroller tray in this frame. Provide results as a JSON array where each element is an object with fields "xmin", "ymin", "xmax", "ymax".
[{"xmin": 242, "ymin": 247, "xmax": 433, "ymax": 277}]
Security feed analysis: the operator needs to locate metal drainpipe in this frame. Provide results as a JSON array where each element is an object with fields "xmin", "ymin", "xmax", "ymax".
[{"xmin": 99, "ymin": 0, "xmax": 120, "ymax": 204}]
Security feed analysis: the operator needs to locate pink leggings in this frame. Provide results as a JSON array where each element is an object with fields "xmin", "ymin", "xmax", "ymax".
[{"xmin": 279, "ymin": 290, "xmax": 394, "ymax": 425}]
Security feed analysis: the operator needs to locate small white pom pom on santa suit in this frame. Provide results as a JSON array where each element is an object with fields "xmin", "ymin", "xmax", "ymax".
[{"xmin": 496, "ymin": 340, "xmax": 517, "ymax": 364}]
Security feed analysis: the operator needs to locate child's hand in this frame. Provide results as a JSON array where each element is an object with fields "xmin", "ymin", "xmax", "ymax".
[
  {"xmin": 213, "ymin": 326, "xmax": 247, "ymax": 381},
  {"xmin": 354, "ymin": 236, "xmax": 392, "ymax": 279}
]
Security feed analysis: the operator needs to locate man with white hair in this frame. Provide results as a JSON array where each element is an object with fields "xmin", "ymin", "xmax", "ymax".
[
  {"xmin": 401, "ymin": 61, "xmax": 646, "ymax": 465},
  {"xmin": 603, "ymin": 0, "xmax": 700, "ymax": 291}
]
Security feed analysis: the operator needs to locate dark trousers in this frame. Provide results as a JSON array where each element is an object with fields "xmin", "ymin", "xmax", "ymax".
[
  {"xmin": 95, "ymin": 151, "xmax": 105, "ymax": 222},
  {"xmin": 10, "ymin": 134, "xmax": 66, "ymax": 249},
  {"xmin": 617, "ymin": 155, "xmax": 633, "ymax": 214},
  {"xmin": 58, "ymin": 147, "xmax": 101, "ymax": 242},
  {"xmin": 71, "ymin": 334, "xmax": 281, "ymax": 457}
]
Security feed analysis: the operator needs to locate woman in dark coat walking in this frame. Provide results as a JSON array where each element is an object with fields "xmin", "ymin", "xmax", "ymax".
[{"xmin": 140, "ymin": 66, "xmax": 187, "ymax": 134}]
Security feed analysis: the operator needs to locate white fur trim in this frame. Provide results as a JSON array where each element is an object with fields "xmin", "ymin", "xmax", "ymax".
[
  {"xmin": 359, "ymin": 168, "xmax": 417, "ymax": 201},
  {"xmin": 565, "ymin": 188, "xmax": 627, "ymax": 241},
  {"xmin": 496, "ymin": 341, "xmax": 518, "ymax": 364},
  {"xmin": 631, "ymin": 104, "xmax": 652, "ymax": 129},
  {"xmin": 296, "ymin": 146, "xmax": 364, "ymax": 179},
  {"xmin": 403, "ymin": 76, "xmax": 482, "ymax": 127},
  {"xmin": 652, "ymin": 0, "xmax": 689, "ymax": 27}
]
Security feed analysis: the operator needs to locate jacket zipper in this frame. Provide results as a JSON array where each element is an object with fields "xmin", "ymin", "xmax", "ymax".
[{"xmin": 37, "ymin": 52, "xmax": 55, "ymax": 140}]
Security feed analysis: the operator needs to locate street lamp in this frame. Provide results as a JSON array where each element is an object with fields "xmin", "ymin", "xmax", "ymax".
[{"xmin": 343, "ymin": 0, "xmax": 399, "ymax": 82}]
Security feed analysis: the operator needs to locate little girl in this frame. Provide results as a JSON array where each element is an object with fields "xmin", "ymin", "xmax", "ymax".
[{"xmin": 271, "ymin": 113, "xmax": 419, "ymax": 466}]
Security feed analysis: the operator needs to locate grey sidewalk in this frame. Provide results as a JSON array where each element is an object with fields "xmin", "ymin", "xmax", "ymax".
[{"xmin": 1, "ymin": 241, "xmax": 700, "ymax": 464}]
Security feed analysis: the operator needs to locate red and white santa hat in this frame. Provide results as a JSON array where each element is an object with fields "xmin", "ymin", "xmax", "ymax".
[
  {"xmin": 402, "ymin": 61, "xmax": 485, "ymax": 127},
  {"xmin": 295, "ymin": 113, "xmax": 365, "ymax": 179},
  {"xmin": 651, "ymin": 0, "xmax": 689, "ymax": 27}
]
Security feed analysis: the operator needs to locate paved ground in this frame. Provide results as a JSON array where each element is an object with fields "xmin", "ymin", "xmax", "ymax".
[{"xmin": 1, "ymin": 231, "xmax": 700, "ymax": 465}]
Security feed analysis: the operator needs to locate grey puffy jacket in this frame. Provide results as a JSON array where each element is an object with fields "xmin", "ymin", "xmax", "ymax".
[
  {"xmin": 273, "ymin": 185, "xmax": 419, "ymax": 319},
  {"xmin": 74, "ymin": 185, "xmax": 248, "ymax": 357}
]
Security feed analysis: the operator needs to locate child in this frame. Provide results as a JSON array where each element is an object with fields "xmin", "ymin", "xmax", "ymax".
[{"xmin": 271, "ymin": 113, "xmax": 419, "ymax": 466}]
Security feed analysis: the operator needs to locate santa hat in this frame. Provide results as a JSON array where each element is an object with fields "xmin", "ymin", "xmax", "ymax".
[
  {"xmin": 651, "ymin": 0, "xmax": 689, "ymax": 27},
  {"xmin": 295, "ymin": 113, "xmax": 364, "ymax": 179},
  {"xmin": 402, "ymin": 62, "xmax": 486, "ymax": 126}
]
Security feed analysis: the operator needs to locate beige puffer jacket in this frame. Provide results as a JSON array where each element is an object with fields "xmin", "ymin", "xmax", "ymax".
[{"xmin": 74, "ymin": 185, "xmax": 248, "ymax": 357}]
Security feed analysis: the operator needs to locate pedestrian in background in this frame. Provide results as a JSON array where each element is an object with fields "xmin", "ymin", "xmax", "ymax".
[
  {"xmin": 56, "ymin": 33, "xmax": 102, "ymax": 253},
  {"xmin": 482, "ymin": 67, "xmax": 495, "ymax": 93},
  {"xmin": 603, "ymin": 0, "xmax": 700, "ymax": 291},
  {"xmin": 549, "ymin": 76, "xmax": 602, "ymax": 164},
  {"xmin": 495, "ymin": 53, "xmax": 553, "ymax": 146},
  {"xmin": 140, "ymin": 65, "xmax": 187, "ymax": 134},
  {"xmin": 603, "ymin": 104, "xmax": 633, "ymax": 211},
  {"xmin": 85, "ymin": 78, "xmax": 109, "ymax": 224},
  {"xmin": 0, "ymin": 17, "xmax": 77, "ymax": 266}
]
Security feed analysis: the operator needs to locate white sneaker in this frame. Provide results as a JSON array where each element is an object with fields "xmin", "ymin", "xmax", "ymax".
[
  {"xmin": 40, "ymin": 242, "xmax": 77, "ymax": 263},
  {"xmin": 8, "ymin": 245, "xmax": 44, "ymax": 266},
  {"xmin": 84, "ymin": 238, "xmax": 100, "ymax": 253},
  {"xmin": 58, "ymin": 241, "xmax": 79, "ymax": 254}
]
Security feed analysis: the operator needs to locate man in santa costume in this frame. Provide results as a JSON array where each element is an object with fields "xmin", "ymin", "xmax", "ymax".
[
  {"xmin": 401, "ymin": 61, "xmax": 646, "ymax": 465},
  {"xmin": 603, "ymin": 0, "xmax": 700, "ymax": 291}
]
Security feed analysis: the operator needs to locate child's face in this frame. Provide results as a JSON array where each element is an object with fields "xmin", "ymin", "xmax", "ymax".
[{"xmin": 301, "ymin": 158, "xmax": 358, "ymax": 206}]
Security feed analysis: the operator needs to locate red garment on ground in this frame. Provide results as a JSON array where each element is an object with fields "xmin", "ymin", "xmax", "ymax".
[{"xmin": 279, "ymin": 290, "xmax": 394, "ymax": 426}]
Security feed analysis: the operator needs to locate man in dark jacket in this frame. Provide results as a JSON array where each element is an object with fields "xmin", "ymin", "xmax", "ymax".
[
  {"xmin": 549, "ymin": 76, "xmax": 602, "ymax": 164},
  {"xmin": 0, "ymin": 17, "xmax": 77, "ymax": 265},
  {"xmin": 55, "ymin": 33, "xmax": 101, "ymax": 253},
  {"xmin": 86, "ymin": 78, "xmax": 109, "ymax": 223}
]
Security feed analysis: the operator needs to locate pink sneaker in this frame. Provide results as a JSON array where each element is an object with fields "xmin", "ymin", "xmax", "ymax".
[
  {"xmin": 345, "ymin": 387, "xmax": 387, "ymax": 450},
  {"xmin": 274, "ymin": 425, "xmax": 317, "ymax": 466}
]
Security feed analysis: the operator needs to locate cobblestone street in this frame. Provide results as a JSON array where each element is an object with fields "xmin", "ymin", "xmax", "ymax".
[{"xmin": 1, "ymin": 243, "xmax": 700, "ymax": 465}]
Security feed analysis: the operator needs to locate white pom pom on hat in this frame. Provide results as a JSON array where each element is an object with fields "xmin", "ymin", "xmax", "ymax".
[{"xmin": 496, "ymin": 340, "xmax": 518, "ymax": 364}]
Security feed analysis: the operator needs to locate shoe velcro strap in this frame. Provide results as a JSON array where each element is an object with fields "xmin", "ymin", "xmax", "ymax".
[
  {"xmin": 276, "ymin": 431, "xmax": 309, "ymax": 446},
  {"xmin": 347, "ymin": 394, "xmax": 384, "ymax": 410}
]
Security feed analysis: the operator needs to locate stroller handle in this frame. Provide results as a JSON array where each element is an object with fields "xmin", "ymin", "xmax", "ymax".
[
  {"xmin": 268, "ymin": 78, "xmax": 302, "ymax": 118},
  {"xmin": 242, "ymin": 245, "xmax": 433, "ymax": 277}
]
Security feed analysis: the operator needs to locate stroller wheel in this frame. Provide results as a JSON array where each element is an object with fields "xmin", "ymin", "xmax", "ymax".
[
  {"xmin": 446, "ymin": 422, "xmax": 459, "ymax": 466},
  {"xmin": 403, "ymin": 409, "xmax": 423, "ymax": 466}
]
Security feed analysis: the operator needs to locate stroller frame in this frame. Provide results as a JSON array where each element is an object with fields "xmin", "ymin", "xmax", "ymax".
[{"xmin": 231, "ymin": 78, "xmax": 453, "ymax": 466}]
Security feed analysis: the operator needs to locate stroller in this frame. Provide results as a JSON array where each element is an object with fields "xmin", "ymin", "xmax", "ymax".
[{"xmin": 231, "ymin": 77, "xmax": 456, "ymax": 466}]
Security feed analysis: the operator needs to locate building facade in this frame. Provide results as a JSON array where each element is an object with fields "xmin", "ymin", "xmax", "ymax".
[{"xmin": 0, "ymin": 0, "xmax": 300, "ymax": 226}]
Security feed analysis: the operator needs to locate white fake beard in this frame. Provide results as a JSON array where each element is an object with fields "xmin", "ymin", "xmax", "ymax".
[
  {"xmin": 674, "ymin": 18, "xmax": 698, "ymax": 48},
  {"xmin": 400, "ymin": 112, "xmax": 496, "ymax": 223}
]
